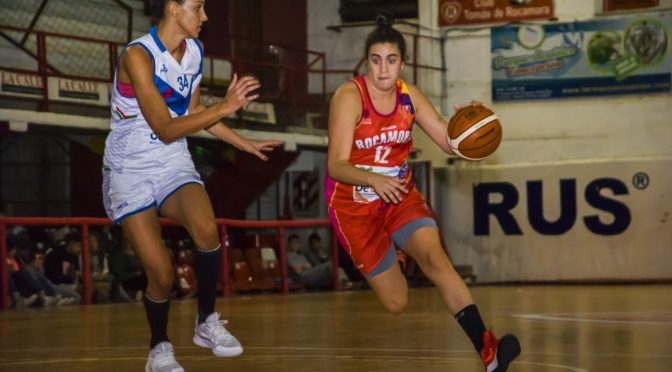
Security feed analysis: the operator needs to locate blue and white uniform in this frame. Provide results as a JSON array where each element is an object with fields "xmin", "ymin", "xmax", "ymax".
[{"xmin": 103, "ymin": 26, "xmax": 204, "ymax": 223}]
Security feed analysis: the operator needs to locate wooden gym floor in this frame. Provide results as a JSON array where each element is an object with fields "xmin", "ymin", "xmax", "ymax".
[{"xmin": 1, "ymin": 285, "xmax": 671, "ymax": 372}]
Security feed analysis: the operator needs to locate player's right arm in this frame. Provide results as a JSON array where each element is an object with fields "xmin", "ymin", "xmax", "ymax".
[
  {"xmin": 327, "ymin": 82, "xmax": 408, "ymax": 204},
  {"xmin": 120, "ymin": 45, "xmax": 259, "ymax": 143}
]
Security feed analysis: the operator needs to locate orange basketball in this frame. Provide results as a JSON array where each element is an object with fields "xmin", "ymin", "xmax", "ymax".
[{"xmin": 447, "ymin": 105, "xmax": 502, "ymax": 160}]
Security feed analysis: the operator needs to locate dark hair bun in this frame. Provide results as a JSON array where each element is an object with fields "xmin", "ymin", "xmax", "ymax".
[{"xmin": 375, "ymin": 11, "xmax": 395, "ymax": 28}]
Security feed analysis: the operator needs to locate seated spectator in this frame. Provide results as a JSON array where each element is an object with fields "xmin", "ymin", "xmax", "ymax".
[
  {"xmin": 286, "ymin": 234, "xmax": 350, "ymax": 289},
  {"xmin": 8, "ymin": 234, "xmax": 69, "ymax": 307},
  {"xmin": 6, "ymin": 236, "xmax": 40, "ymax": 308},
  {"xmin": 43, "ymin": 230, "xmax": 83, "ymax": 304},
  {"xmin": 108, "ymin": 236, "xmax": 146, "ymax": 302},
  {"xmin": 305, "ymin": 233, "xmax": 365, "ymax": 286},
  {"xmin": 8, "ymin": 273, "xmax": 38, "ymax": 309},
  {"xmin": 304, "ymin": 233, "xmax": 329, "ymax": 266},
  {"xmin": 25, "ymin": 251, "xmax": 76, "ymax": 306}
]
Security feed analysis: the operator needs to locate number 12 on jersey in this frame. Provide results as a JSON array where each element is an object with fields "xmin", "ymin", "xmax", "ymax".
[{"xmin": 374, "ymin": 146, "xmax": 391, "ymax": 164}]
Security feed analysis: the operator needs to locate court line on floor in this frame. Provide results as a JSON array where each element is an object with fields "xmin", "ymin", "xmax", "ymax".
[
  {"xmin": 2, "ymin": 345, "xmax": 671, "ymax": 359},
  {"xmin": 513, "ymin": 312, "xmax": 672, "ymax": 325},
  {"xmin": 0, "ymin": 354, "xmax": 588, "ymax": 371},
  {"xmin": 513, "ymin": 361, "xmax": 588, "ymax": 372}
]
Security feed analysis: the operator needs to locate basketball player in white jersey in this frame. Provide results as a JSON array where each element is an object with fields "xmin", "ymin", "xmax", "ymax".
[{"xmin": 102, "ymin": 1, "xmax": 282, "ymax": 370}]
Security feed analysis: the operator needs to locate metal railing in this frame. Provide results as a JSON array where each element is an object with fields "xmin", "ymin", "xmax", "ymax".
[
  {"xmin": 0, "ymin": 216, "xmax": 340, "ymax": 309},
  {"xmin": 0, "ymin": 25, "xmax": 447, "ymax": 128},
  {"xmin": 0, "ymin": 25, "xmax": 332, "ymax": 129}
]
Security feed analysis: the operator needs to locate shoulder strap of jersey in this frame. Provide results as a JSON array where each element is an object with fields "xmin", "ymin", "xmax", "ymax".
[{"xmin": 350, "ymin": 75, "xmax": 369, "ymax": 123}]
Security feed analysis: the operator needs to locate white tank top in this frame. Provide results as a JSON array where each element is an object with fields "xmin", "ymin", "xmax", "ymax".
[{"xmin": 104, "ymin": 26, "xmax": 203, "ymax": 173}]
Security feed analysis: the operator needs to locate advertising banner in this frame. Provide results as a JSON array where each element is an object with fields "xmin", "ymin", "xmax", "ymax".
[
  {"xmin": 48, "ymin": 77, "xmax": 109, "ymax": 106},
  {"xmin": 603, "ymin": 0, "xmax": 665, "ymax": 12},
  {"xmin": 0, "ymin": 70, "xmax": 45, "ymax": 98},
  {"xmin": 439, "ymin": 0, "xmax": 553, "ymax": 26},
  {"xmin": 438, "ymin": 158, "xmax": 672, "ymax": 282},
  {"xmin": 491, "ymin": 16, "xmax": 672, "ymax": 101}
]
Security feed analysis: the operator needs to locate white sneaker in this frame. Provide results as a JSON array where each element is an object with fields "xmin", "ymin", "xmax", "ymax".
[
  {"xmin": 193, "ymin": 312, "xmax": 243, "ymax": 357},
  {"xmin": 44, "ymin": 295, "xmax": 61, "ymax": 307},
  {"xmin": 145, "ymin": 342, "xmax": 184, "ymax": 372},
  {"xmin": 57, "ymin": 297, "xmax": 75, "ymax": 306},
  {"xmin": 22, "ymin": 294, "xmax": 39, "ymax": 308}
]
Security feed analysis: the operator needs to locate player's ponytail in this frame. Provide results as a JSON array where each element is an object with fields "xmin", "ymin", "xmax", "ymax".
[
  {"xmin": 375, "ymin": 11, "xmax": 395, "ymax": 28},
  {"xmin": 364, "ymin": 11, "xmax": 406, "ymax": 60}
]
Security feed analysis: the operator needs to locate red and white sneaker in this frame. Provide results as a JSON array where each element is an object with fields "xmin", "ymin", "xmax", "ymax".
[{"xmin": 481, "ymin": 331, "xmax": 521, "ymax": 372}]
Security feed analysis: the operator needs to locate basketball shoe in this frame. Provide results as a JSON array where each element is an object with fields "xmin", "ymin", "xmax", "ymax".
[
  {"xmin": 481, "ymin": 331, "xmax": 521, "ymax": 372},
  {"xmin": 13, "ymin": 293, "xmax": 38, "ymax": 309},
  {"xmin": 145, "ymin": 342, "xmax": 184, "ymax": 372},
  {"xmin": 193, "ymin": 312, "xmax": 243, "ymax": 357}
]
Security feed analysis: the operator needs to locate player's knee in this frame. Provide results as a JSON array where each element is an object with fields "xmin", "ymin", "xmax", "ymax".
[
  {"xmin": 151, "ymin": 270, "xmax": 174, "ymax": 295},
  {"xmin": 382, "ymin": 294, "xmax": 408, "ymax": 314},
  {"xmin": 417, "ymin": 251, "xmax": 450, "ymax": 276},
  {"xmin": 191, "ymin": 221, "xmax": 219, "ymax": 249}
]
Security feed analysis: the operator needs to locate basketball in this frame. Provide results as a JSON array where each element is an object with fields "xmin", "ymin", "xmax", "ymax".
[{"xmin": 446, "ymin": 105, "xmax": 502, "ymax": 160}]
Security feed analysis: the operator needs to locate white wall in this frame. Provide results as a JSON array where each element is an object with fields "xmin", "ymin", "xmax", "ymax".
[
  {"xmin": 307, "ymin": 0, "xmax": 440, "ymax": 96},
  {"xmin": 437, "ymin": 157, "xmax": 672, "ymax": 282},
  {"xmin": 431, "ymin": 0, "xmax": 672, "ymax": 281},
  {"xmin": 414, "ymin": 0, "xmax": 672, "ymax": 167},
  {"xmin": 308, "ymin": 0, "xmax": 672, "ymax": 282}
]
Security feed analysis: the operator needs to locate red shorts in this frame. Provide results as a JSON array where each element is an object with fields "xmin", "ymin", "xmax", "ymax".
[{"xmin": 328, "ymin": 188, "xmax": 435, "ymax": 277}]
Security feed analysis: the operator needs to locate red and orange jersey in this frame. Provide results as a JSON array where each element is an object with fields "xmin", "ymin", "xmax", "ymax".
[{"xmin": 326, "ymin": 75, "xmax": 416, "ymax": 212}]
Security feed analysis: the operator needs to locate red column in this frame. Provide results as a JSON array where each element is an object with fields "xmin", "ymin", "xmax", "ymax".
[
  {"xmin": 331, "ymin": 229, "xmax": 340, "ymax": 291},
  {"xmin": 0, "ymin": 223, "xmax": 9, "ymax": 309},
  {"xmin": 81, "ymin": 224, "xmax": 92, "ymax": 305},
  {"xmin": 277, "ymin": 227, "xmax": 288, "ymax": 294},
  {"xmin": 219, "ymin": 224, "xmax": 230, "ymax": 297}
]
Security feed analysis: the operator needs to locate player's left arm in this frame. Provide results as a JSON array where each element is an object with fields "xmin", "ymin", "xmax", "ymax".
[
  {"xmin": 188, "ymin": 87, "xmax": 282, "ymax": 161},
  {"xmin": 188, "ymin": 41, "xmax": 283, "ymax": 161},
  {"xmin": 406, "ymin": 83, "xmax": 455, "ymax": 155}
]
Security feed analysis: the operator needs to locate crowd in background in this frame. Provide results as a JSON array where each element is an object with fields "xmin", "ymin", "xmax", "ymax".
[
  {"xmin": 5, "ymin": 224, "xmax": 151, "ymax": 309},
  {"xmin": 4, "ymin": 221, "xmax": 367, "ymax": 310}
]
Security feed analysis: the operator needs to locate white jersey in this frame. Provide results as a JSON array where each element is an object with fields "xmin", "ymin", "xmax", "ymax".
[{"xmin": 104, "ymin": 26, "xmax": 203, "ymax": 173}]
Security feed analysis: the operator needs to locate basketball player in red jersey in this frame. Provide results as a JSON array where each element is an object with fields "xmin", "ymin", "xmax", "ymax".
[{"xmin": 326, "ymin": 13, "xmax": 521, "ymax": 372}]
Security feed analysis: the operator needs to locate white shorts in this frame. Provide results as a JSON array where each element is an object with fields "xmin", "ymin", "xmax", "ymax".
[{"xmin": 102, "ymin": 164, "xmax": 203, "ymax": 223}]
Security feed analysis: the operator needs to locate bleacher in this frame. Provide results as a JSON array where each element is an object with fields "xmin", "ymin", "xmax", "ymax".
[{"xmin": 0, "ymin": 0, "xmax": 333, "ymax": 134}]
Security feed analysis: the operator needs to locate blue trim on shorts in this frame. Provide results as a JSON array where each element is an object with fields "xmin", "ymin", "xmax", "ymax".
[
  {"xmin": 114, "ymin": 202, "xmax": 157, "ymax": 224},
  {"xmin": 157, "ymin": 181, "xmax": 203, "ymax": 212}
]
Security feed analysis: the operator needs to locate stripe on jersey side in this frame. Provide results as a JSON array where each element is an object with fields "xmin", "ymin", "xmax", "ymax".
[{"xmin": 192, "ymin": 39, "xmax": 204, "ymax": 75}]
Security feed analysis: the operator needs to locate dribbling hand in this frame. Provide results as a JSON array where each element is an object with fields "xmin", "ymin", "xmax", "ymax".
[
  {"xmin": 370, "ymin": 174, "xmax": 408, "ymax": 204},
  {"xmin": 240, "ymin": 139, "xmax": 284, "ymax": 161}
]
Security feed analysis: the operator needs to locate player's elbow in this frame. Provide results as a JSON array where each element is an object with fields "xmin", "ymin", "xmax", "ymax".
[
  {"xmin": 153, "ymin": 126, "xmax": 178, "ymax": 143},
  {"xmin": 154, "ymin": 132, "xmax": 173, "ymax": 143},
  {"xmin": 327, "ymin": 159, "xmax": 347, "ymax": 180}
]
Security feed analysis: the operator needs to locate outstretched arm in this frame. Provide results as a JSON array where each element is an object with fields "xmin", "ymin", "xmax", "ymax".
[
  {"xmin": 188, "ymin": 85, "xmax": 283, "ymax": 161},
  {"xmin": 121, "ymin": 45, "xmax": 259, "ymax": 143}
]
